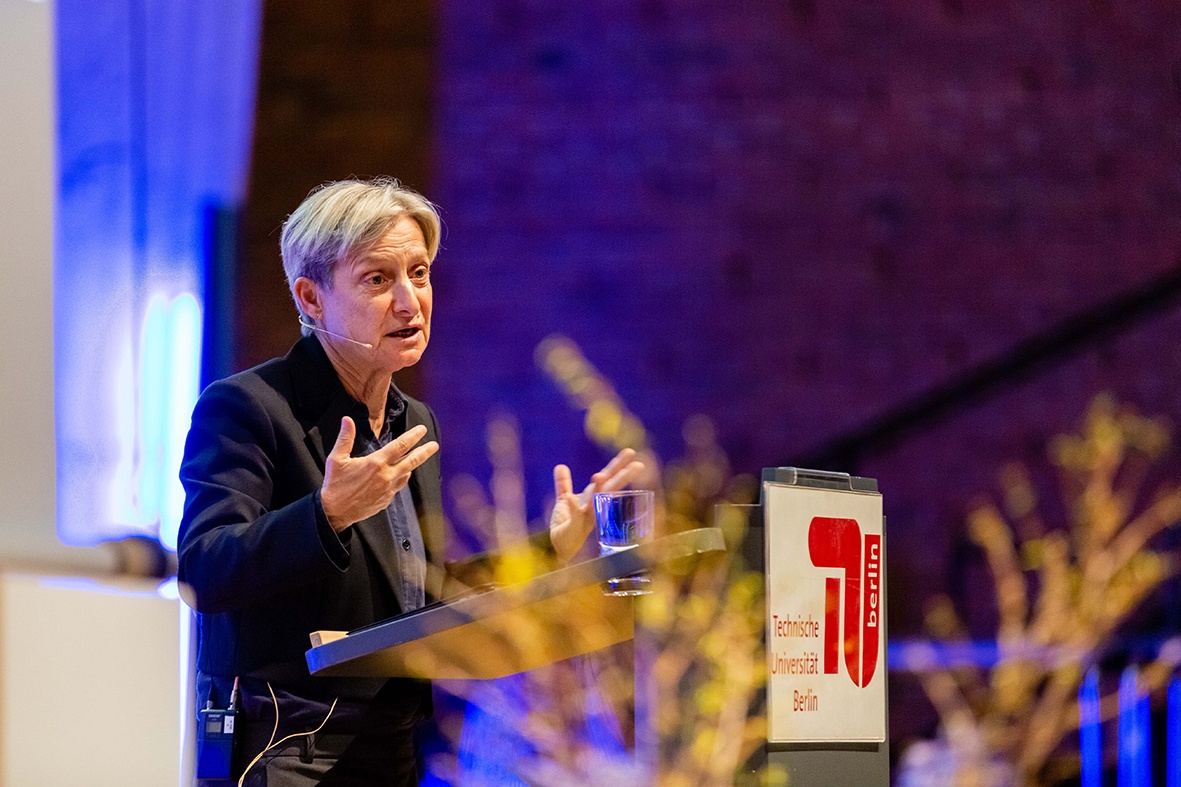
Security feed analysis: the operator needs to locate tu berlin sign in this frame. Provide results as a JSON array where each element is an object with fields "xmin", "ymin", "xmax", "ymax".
[{"xmin": 765, "ymin": 483, "xmax": 886, "ymax": 743}]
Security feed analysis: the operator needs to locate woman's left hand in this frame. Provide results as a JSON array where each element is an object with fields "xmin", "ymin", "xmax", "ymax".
[{"xmin": 549, "ymin": 448, "xmax": 646, "ymax": 564}]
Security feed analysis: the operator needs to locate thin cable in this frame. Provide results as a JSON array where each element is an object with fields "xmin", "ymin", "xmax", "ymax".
[
  {"xmin": 237, "ymin": 681, "xmax": 338, "ymax": 787},
  {"xmin": 297, "ymin": 318, "xmax": 374, "ymax": 349}
]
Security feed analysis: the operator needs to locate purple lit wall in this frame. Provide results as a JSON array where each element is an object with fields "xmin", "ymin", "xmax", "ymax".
[{"xmin": 427, "ymin": 1, "xmax": 1181, "ymax": 608}]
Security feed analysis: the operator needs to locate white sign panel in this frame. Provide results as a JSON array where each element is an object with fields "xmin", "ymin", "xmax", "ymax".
[{"xmin": 765, "ymin": 482, "xmax": 885, "ymax": 743}]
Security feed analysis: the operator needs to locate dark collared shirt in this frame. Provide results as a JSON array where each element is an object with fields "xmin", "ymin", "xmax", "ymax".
[{"xmin": 361, "ymin": 385, "xmax": 427, "ymax": 614}]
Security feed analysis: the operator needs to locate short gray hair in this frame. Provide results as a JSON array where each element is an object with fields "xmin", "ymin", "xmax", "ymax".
[{"xmin": 280, "ymin": 178, "xmax": 441, "ymax": 333}]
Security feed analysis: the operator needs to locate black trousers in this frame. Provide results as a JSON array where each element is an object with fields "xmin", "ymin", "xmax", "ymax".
[{"xmin": 197, "ymin": 719, "xmax": 421, "ymax": 786}]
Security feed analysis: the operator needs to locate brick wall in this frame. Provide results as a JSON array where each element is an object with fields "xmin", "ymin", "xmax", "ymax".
[{"xmin": 426, "ymin": 0, "xmax": 1181, "ymax": 642}]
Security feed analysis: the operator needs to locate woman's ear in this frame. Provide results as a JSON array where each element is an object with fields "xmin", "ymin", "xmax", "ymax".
[{"xmin": 293, "ymin": 277, "xmax": 320, "ymax": 321}]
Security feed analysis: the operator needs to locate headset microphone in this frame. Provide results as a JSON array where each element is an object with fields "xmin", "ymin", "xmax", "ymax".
[{"xmin": 298, "ymin": 319, "xmax": 374, "ymax": 349}]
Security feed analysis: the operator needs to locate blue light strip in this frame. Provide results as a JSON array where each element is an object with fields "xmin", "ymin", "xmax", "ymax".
[
  {"xmin": 1138, "ymin": 676, "xmax": 1153, "ymax": 786},
  {"xmin": 160, "ymin": 293, "xmax": 202, "ymax": 550},
  {"xmin": 136, "ymin": 295, "xmax": 170, "ymax": 525},
  {"xmin": 1118, "ymin": 666, "xmax": 1150, "ymax": 787},
  {"xmin": 1080, "ymin": 668, "xmax": 1101, "ymax": 787},
  {"xmin": 110, "ymin": 291, "xmax": 202, "ymax": 549},
  {"xmin": 1170, "ymin": 679, "xmax": 1181, "ymax": 787}
]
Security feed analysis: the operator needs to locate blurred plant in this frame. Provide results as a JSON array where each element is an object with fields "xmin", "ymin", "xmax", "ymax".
[
  {"xmin": 898, "ymin": 394, "xmax": 1181, "ymax": 785},
  {"xmin": 429, "ymin": 335, "xmax": 780, "ymax": 786}
]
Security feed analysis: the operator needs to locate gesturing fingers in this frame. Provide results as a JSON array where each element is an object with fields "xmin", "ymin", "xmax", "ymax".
[
  {"xmin": 372, "ymin": 424, "xmax": 429, "ymax": 465},
  {"xmin": 597, "ymin": 448, "xmax": 636, "ymax": 480},
  {"xmin": 387, "ymin": 441, "xmax": 439, "ymax": 484},
  {"xmin": 321, "ymin": 425, "xmax": 437, "ymax": 533},
  {"xmin": 598, "ymin": 460, "xmax": 645, "ymax": 493},
  {"xmin": 592, "ymin": 449, "xmax": 644, "ymax": 494},
  {"xmin": 553, "ymin": 464, "xmax": 574, "ymax": 499}
]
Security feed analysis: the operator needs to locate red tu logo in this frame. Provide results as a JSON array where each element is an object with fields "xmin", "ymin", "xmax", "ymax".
[{"xmin": 807, "ymin": 517, "xmax": 881, "ymax": 688}]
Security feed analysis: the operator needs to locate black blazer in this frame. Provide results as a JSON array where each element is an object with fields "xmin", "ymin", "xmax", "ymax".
[{"xmin": 177, "ymin": 335, "xmax": 449, "ymax": 685}]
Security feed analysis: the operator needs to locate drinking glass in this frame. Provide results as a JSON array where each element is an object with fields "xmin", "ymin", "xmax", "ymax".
[{"xmin": 594, "ymin": 490, "xmax": 654, "ymax": 596}]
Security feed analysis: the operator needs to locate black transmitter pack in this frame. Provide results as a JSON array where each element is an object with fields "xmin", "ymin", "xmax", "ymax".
[{"xmin": 195, "ymin": 700, "xmax": 237, "ymax": 780}]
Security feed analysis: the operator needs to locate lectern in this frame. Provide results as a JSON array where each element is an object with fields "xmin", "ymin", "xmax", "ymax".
[{"xmin": 305, "ymin": 468, "xmax": 888, "ymax": 784}]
